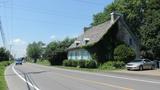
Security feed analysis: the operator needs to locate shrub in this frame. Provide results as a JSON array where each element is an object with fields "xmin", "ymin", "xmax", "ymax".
[
  {"xmin": 78, "ymin": 60, "xmax": 86, "ymax": 68},
  {"xmin": 114, "ymin": 44, "xmax": 136, "ymax": 63},
  {"xmin": 63, "ymin": 60, "xmax": 98, "ymax": 68},
  {"xmin": 114, "ymin": 61, "xmax": 125, "ymax": 69},
  {"xmin": 71, "ymin": 60, "xmax": 78, "ymax": 67},
  {"xmin": 85, "ymin": 60, "xmax": 98, "ymax": 68},
  {"xmin": 63, "ymin": 60, "xmax": 71, "ymax": 66},
  {"xmin": 47, "ymin": 52, "xmax": 67, "ymax": 65},
  {"xmin": 63, "ymin": 60, "xmax": 78, "ymax": 67},
  {"xmin": 62, "ymin": 60, "xmax": 68, "ymax": 66},
  {"xmin": 99, "ymin": 61, "xmax": 125, "ymax": 70}
]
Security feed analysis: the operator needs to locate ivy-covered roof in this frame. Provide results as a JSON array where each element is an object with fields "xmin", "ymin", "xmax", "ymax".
[{"xmin": 68, "ymin": 17, "xmax": 120, "ymax": 50}]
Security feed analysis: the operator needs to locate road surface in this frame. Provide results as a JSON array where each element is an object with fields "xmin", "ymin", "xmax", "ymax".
[{"xmin": 5, "ymin": 63, "xmax": 160, "ymax": 90}]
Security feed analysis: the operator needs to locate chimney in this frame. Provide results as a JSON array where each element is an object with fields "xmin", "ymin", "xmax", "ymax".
[
  {"xmin": 110, "ymin": 12, "xmax": 123, "ymax": 23},
  {"xmin": 110, "ymin": 12, "xmax": 116, "ymax": 23}
]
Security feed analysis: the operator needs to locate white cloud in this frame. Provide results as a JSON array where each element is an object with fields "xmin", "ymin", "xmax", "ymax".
[
  {"xmin": 50, "ymin": 35, "xmax": 56, "ymax": 40},
  {"xmin": 11, "ymin": 38, "xmax": 27, "ymax": 58},
  {"xmin": 12, "ymin": 38, "xmax": 26, "ymax": 45}
]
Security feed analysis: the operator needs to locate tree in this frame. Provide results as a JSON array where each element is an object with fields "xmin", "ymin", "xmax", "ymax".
[
  {"xmin": 139, "ymin": 0, "xmax": 160, "ymax": 59},
  {"xmin": 91, "ymin": 0, "xmax": 146, "ymax": 35},
  {"xmin": 26, "ymin": 41, "xmax": 45, "ymax": 63},
  {"xmin": 0, "ymin": 47, "xmax": 11, "ymax": 61},
  {"xmin": 45, "ymin": 37, "xmax": 75, "ymax": 56},
  {"xmin": 114, "ymin": 44, "xmax": 136, "ymax": 63},
  {"xmin": 45, "ymin": 37, "xmax": 74, "ymax": 65},
  {"xmin": 91, "ymin": 0, "xmax": 160, "ymax": 59}
]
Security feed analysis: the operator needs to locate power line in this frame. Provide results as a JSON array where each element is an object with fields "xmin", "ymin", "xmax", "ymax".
[
  {"xmin": 0, "ymin": 0, "xmax": 13, "ymax": 50},
  {"xmin": 0, "ymin": 0, "xmax": 9, "ymax": 4},
  {"xmin": 5, "ymin": 15, "xmax": 82, "ymax": 27},
  {"xmin": 72, "ymin": 0, "xmax": 105, "ymax": 5},
  {"xmin": 2, "ymin": 5, "xmax": 89, "ymax": 21}
]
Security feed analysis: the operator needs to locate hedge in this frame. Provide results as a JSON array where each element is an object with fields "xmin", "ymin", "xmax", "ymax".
[
  {"xmin": 99, "ymin": 61, "xmax": 125, "ymax": 70},
  {"xmin": 63, "ymin": 60, "xmax": 98, "ymax": 68}
]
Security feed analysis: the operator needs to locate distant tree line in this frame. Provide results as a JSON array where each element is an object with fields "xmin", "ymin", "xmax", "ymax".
[
  {"xmin": 26, "ymin": 38, "xmax": 75, "ymax": 65},
  {"xmin": 0, "ymin": 47, "xmax": 12, "ymax": 61}
]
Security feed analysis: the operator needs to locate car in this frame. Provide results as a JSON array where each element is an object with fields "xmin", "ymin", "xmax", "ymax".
[
  {"xmin": 15, "ymin": 59, "xmax": 23, "ymax": 65},
  {"xmin": 126, "ymin": 59, "xmax": 155, "ymax": 71}
]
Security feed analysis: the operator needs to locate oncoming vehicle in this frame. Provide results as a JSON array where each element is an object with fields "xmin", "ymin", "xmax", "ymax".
[
  {"xmin": 126, "ymin": 59, "xmax": 155, "ymax": 71},
  {"xmin": 15, "ymin": 58, "xmax": 23, "ymax": 65}
]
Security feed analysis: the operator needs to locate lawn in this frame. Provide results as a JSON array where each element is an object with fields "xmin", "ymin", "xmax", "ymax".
[{"xmin": 0, "ymin": 61, "xmax": 11, "ymax": 90}]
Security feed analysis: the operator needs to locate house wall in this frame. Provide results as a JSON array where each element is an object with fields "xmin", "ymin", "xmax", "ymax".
[
  {"xmin": 116, "ymin": 21, "xmax": 140, "ymax": 58},
  {"xmin": 87, "ymin": 23, "xmax": 119, "ymax": 63},
  {"xmin": 68, "ymin": 49, "xmax": 92, "ymax": 60}
]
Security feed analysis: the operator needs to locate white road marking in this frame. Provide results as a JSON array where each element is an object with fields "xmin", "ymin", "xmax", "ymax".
[
  {"xmin": 52, "ymin": 67, "xmax": 160, "ymax": 84},
  {"xmin": 12, "ymin": 64, "xmax": 40, "ymax": 90}
]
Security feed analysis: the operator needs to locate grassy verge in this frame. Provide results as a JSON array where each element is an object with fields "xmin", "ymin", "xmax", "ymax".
[
  {"xmin": 55, "ymin": 66, "xmax": 108, "ymax": 72},
  {"xmin": 55, "ymin": 66, "xmax": 124, "ymax": 73},
  {"xmin": 0, "ymin": 61, "xmax": 11, "ymax": 90},
  {"xmin": 36, "ymin": 60, "xmax": 50, "ymax": 66},
  {"xmin": 33, "ymin": 60, "xmax": 125, "ymax": 72}
]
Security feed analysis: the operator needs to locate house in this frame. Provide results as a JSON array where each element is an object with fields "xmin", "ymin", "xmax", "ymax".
[{"xmin": 67, "ymin": 12, "xmax": 140, "ymax": 62}]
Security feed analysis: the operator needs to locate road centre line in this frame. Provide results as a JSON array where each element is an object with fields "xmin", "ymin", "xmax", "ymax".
[{"xmin": 12, "ymin": 64, "xmax": 40, "ymax": 90}]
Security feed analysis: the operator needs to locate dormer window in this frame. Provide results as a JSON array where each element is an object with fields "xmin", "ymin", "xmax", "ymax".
[
  {"xmin": 84, "ymin": 38, "xmax": 90, "ymax": 45},
  {"xmin": 75, "ymin": 41, "xmax": 80, "ymax": 46}
]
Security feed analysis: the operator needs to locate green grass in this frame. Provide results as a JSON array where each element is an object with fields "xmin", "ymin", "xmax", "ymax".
[
  {"xmin": 36, "ymin": 60, "xmax": 50, "ymax": 66},
  {"xmin": 33, "ymin": 60, "xmax": 105, "ymax": 72},
  {"xmin": 33, "ymin": 60, "xmax": 125, "ymax": 73},
  {"xmin": 0, "ymin": 61, "xmax": 11, "ymax": 90},
  {"xmin": 56, "ymin": 66, "xmax": 101, "ymax": 72},
  {"xmin": 54, "ymin": 66, "xmax": 119, "ymax": 73}
]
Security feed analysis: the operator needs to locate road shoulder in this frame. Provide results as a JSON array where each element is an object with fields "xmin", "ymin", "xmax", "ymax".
[
  {"xmin": 111, "ymin": 69, "xmax": 160, "ymax": 77},
  {"xmin": 5, "ymin": 64, "xmax": 33, "ymax": 90}
]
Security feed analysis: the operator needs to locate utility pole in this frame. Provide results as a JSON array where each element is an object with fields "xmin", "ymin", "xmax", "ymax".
[
  {"xmin": 0, "ymin": 17, "xmax": 7, "ymax": 48},
  {"xmin": 9, "ymin": 44, "xmax": 13, "ymax": 60}
]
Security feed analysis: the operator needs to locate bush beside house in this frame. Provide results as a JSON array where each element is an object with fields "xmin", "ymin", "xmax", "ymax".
[
  {"xmin": 63, "ymin": 59, "xmax": 125, "ymax": 70},
  {"xmin": 99, "ymin": 61, "xmax": 125, "ymax": 70},
  {"xmin": 62, "ymin": 44, "xmax": 135, "ymax": 69},
  {"xmin": 114, "ymin": 44, "xmax": 136, "ymax": 63},
  {"xmin": 63, "ymin": 60, "xmax": 98, "ymax": 68},
  {"xmin": 47, "ymin": 52, "xmax": 67, "ymax": 65}
]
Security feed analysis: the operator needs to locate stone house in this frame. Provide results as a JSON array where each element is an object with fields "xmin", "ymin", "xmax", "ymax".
[{"xmin": 67, "ymin": 12, "xmax": 140, "ymax": 62}]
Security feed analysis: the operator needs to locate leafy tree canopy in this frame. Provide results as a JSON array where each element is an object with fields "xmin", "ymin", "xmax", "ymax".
[
  {"xmin": 0, "ymin": 47, "xmax": 12, "ymax": 61},
  {"xmin": 91, "ymin": 0, "xmax": 160, "ymax": 59},
  {"xmin": 26, "ymin": 41, "xmax": 45, "ymax": 63}
]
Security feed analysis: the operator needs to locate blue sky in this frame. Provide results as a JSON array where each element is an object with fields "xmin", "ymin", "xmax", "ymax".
[{"xmin": 0, "ymin": 0, "xmax": 113, "ymax": 57}]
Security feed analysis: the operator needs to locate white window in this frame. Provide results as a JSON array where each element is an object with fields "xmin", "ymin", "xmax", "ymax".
[
  {"xmin": 84, "ymin": 38, "xmax": 90, "ymax": 45},
  {"xmin": 75, "ymin": 41, "xmax": 80, "ymax": 46}
]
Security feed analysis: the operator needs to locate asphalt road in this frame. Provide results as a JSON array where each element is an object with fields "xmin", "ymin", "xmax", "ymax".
[{"xmin": 5, "ymin": 63, "xmax": 160, "ymax": 90}]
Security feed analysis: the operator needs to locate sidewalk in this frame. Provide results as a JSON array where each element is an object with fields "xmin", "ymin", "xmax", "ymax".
[{"xmin": 112, "ymin": 69, "xmax": 160, "ymax": 77}]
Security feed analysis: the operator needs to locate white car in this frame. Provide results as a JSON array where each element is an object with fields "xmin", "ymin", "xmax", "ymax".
[
  {"xmin": 126, "ymin": 59, "xmax": 155, "ymax": 71},
  {"xmin": 15, "ymin": 59, "xmax": 23, "ymax": 65}
]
